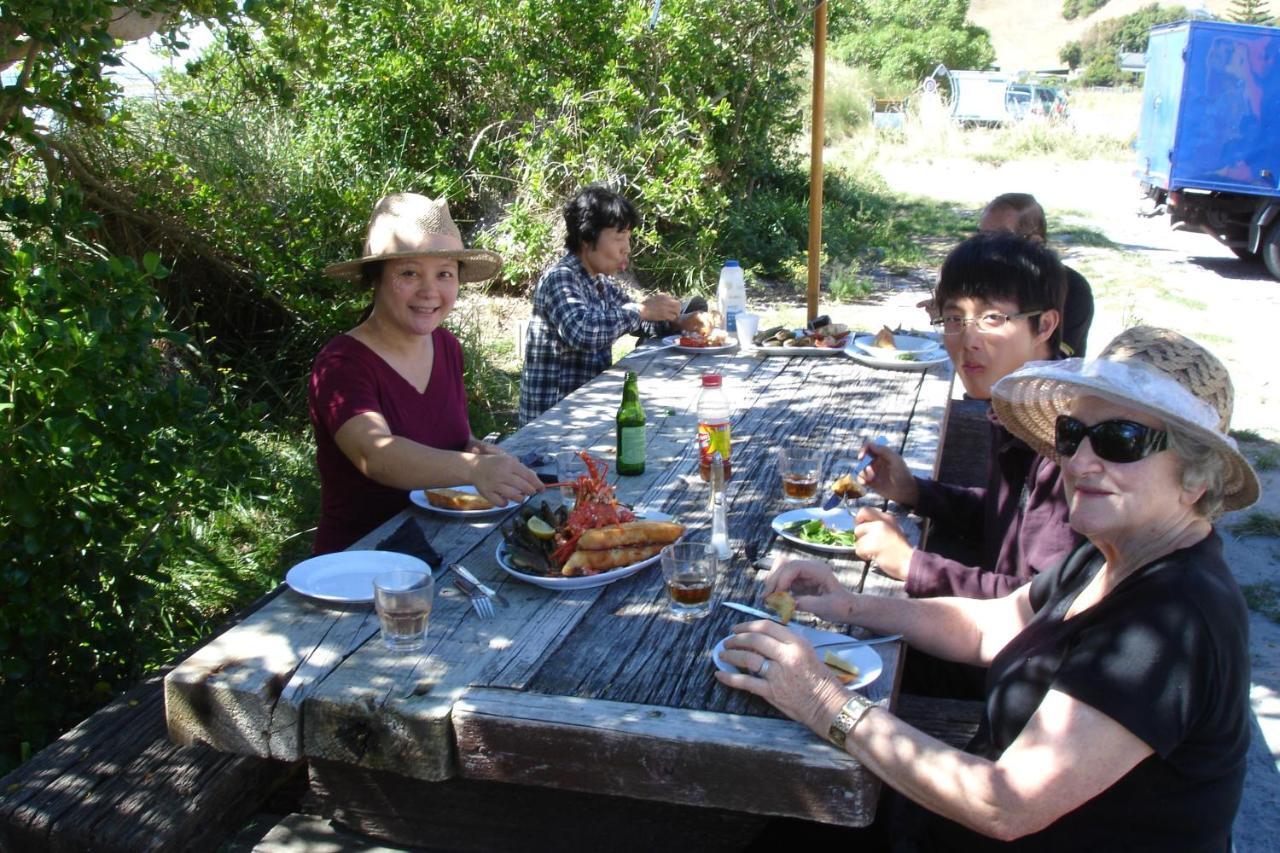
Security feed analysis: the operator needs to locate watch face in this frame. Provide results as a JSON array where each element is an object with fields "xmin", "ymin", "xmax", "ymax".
[{"xmin": 829, "ymin": 694, "xmax": 875, "ymax": 747}]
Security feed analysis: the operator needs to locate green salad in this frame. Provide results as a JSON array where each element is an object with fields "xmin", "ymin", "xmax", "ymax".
[
  {"xmin": 783, "ymin": 519, "xmax": 858, "ymax": 547},
  {"xmin": 896, "ymin": 352, "xmax": 917, "ymax": 361}
]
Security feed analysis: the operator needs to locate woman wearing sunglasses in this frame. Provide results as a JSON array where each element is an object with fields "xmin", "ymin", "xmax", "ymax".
[{"xmin": 719, "ymin": 326, "xmax": 1258, "ymax": 850}]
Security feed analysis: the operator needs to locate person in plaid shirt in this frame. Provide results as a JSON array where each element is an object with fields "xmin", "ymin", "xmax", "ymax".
[{"xmin": 519, "ymin": 186, "xmax": 701, "ymax": 425}]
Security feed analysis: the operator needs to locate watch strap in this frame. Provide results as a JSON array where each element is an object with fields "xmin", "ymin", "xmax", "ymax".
[{"xmin": 828, "ymin": 692, "xmax": 877, "ymax": 748}]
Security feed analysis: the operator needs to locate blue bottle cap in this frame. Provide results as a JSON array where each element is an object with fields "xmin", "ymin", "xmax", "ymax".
[{"xmin": 723, "ymin": 259, "xmax": 740, "ymax": 267}]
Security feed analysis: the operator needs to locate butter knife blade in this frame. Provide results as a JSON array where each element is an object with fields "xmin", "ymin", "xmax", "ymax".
[
  {"xmin": 811, "ymin": 633, "xmax": 903, "ymax": 649},
  {"xmin": 451, "ymin": 563, "xmax": 508, "ymax": 607},
  {"xmin": 721, "ymin": 601, "xmax": 783, "ymax": 624}
]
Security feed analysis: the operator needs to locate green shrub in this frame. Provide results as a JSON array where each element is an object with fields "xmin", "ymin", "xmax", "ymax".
[
  {"xmin": 830, "ymin": 0, "xmax": 995, "ymax": 90},
  {"xmin": 0, "ymin": 193, "xmax": 261, "ymax": 774},
  {"xmin": 1060, "ymin": 4, "xmax": 1196, "ymax": 83}
]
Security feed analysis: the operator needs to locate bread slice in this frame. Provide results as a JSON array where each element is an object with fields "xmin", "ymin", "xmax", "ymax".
[
  {"xmin": 763, "ymin": 590, "xmax": 796, "ymax": 625},
  {"xmin": 425, "ymin": 488, "xmax": 494, "ymax": 511}
]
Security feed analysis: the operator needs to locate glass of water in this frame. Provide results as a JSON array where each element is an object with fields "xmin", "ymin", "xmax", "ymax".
[
  {"xmin": 557, "ymin": 450, "xmax": 589, "ymax": 507},
  {"xmin": 373, "ymin": 570, "xmax": 434, "ymax": 652}
]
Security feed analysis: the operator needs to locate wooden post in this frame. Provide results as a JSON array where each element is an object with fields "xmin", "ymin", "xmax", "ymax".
[{"xmin": 806, "ymin": 1, "xmax": 827, "ymax": 323}]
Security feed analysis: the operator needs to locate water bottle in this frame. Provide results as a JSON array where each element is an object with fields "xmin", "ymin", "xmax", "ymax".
[
  {"xmin": 696, "ymin": 374, "xmax": 732, "ymax": 482},
  {"xmin": 716, "ymin": 260, "xmax": 747, "ymax": 335}
]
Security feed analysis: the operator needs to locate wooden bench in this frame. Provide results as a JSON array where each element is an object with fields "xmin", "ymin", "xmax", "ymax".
[{"xmin": 0, "ymin": 592, "xmax": 301, "ymax": 853}]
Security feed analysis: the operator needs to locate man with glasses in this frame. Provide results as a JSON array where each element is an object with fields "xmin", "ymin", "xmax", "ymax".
[{"xmin": 855, "ymin": 232, "xmax": 1085, "ymax": 603}]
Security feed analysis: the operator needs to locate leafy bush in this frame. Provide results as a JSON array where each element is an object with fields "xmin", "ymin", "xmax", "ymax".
[
  {"xmin": 1063, "ymin": 0, "xmax": 1111, "ymax": 20},
  {"xmin": 1059, "ymin": 4, "xmax": 1197, "ymax": 83},
  {"xmin": 829, "ymin": 0, "xmax": 995, "ymax": 92},
  {"xmin": 0, "ymin": 193, "xmax": 260, "ymax": 774}
]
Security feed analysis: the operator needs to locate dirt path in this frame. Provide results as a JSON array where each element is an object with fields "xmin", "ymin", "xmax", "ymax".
[{"xmin": 872, "ymin": 152, "xmax": 1280, "ymax": 850}]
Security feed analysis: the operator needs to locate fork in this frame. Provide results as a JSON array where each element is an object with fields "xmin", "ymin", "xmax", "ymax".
[{"xmin": 452, "ymin": 577, "xmax": 494, "ymax": 620}]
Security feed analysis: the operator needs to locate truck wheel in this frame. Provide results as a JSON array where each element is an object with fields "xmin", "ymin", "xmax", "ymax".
[
  {"xmin": 1265, "ymin": 219, "xmax": 1280, "ymax": 281},
  {"xmin": 1230, "ymin": 246, "xmax": 1261, "ymax": 263}
]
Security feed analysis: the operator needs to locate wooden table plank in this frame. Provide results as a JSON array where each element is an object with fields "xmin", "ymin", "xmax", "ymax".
[{"xmin": 452, "ymin": 688, "xmax": 886, "ymax": 828}]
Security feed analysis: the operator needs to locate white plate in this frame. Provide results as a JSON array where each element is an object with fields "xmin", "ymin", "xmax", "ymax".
[
  {"xmin": 660, "ymin": 334, "xmax": 738, "ymax": 354},
  {"xmin": 712, "ymin": 628, "xmax": 882, "ymax": 691},
  {"xmin": 771, "ymin": 507, "xmax": 860, "ymax": 554},
  {"xmin": 844, "ymin": 339, "xmax": 951, "ymax": 372},
  {"xmin": 409, "ymin": 484, "xmax": 525, "ymax": 517},
  {"xmin": 851, "ymin": 332, "xmax": 939, "ymax": 357},
  {"xmin": 753, "ymin": 341, "xmax": 847, "ymax": 356},
  {"xmin": 494, "ymin": 510, "xmax": 675, "ymax": 590},
  {"xmin": 285, "ymin": 550, "xmax": 432, "ymax": 604}
]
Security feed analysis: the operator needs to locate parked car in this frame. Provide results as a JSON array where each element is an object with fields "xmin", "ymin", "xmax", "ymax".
[{"xmin": 1005, "ymin": 83, "xmax": 1069, "ymax": 121}]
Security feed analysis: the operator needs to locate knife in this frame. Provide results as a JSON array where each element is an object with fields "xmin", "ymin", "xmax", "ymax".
[
  {"xmin": 721, "ymin": 601, "xmax": 783, "ymax": 623},
  {"xmin": 823, "ymin": 436, "xmax": 889, "ymax": 510},
  {"xmin": 720, "ymin": 602, "xmax": 901, "ymax": 648},
  {"xmin": 450, "ymin": 563, "xmax": 509, "ymax": 607}
]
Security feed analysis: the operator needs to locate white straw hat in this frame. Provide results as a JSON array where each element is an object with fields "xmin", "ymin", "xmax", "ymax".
[
  {"xmin": 324, "ymin": 193, "xmax": 502, "ymax": 283},
  {"xmin": 992, "ymin": 326, "xmax": 1259, "ymax": 511}
]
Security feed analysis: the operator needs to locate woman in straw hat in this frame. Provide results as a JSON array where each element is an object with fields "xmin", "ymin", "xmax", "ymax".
[
  {"xmin": 310, "ymin": 193, "xmax": 543, "ymax": 554},
  {"xmin": 719, "ymin": 326, "xmax": 1257, "ymax": 850}
]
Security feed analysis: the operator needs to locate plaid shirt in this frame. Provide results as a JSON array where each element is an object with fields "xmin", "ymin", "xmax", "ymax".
[{"xmin": 519, "ymin": 253, "xmax": 661, "ymax": 425}]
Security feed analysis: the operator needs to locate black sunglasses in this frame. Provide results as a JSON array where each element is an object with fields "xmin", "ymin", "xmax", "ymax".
[{"xmin": 1054, "ymin": 415, "xmax": 1169, "ymax": 464}]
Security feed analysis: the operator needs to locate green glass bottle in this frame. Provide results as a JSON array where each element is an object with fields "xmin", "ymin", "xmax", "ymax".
[{"xmin": 616, "ymin": 370, "xmax": 646, "ymax": 476}]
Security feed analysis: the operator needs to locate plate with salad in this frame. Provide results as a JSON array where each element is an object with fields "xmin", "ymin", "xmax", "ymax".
[{"xmin": 770, "ymin": 507, "xmax": 859, "ymax": 555}]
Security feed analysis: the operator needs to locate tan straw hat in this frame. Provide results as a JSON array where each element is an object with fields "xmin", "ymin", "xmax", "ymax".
[
  {"xmin": 992, "ymin": 326, "xmax": 1259, "ymax": 511},
  {"xmin": 324, "ymin": 193, "xmax": 502, "ymax": 282}
]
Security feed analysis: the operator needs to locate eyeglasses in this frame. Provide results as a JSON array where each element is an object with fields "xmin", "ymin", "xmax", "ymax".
[
  {"xmin": 1054, "ymin": 415, "xmax": 1168, "ymax": 464},
  {"xmin": 930, "ymin": 310, "xmax": 1043, "ymax": 335}
]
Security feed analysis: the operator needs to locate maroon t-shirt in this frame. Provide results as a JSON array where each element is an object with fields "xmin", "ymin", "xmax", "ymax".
[{"xmin": 308, "ymin": 330, "xmax": 471, "ymax": 554}]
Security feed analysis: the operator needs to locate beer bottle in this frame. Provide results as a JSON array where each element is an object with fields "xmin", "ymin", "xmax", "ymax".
[{"xmin": 616, "ymin": 371, "xmax": 646, "ymax": 475}]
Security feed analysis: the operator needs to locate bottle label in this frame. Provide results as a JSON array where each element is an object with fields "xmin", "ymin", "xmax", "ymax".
[
  {"xmin": 697, "ymin": 421, "xmax": 731, "ymax": 465},
  {"xmin": 619, "ymin": 426, "xmax": 645, "ymax": 466}
]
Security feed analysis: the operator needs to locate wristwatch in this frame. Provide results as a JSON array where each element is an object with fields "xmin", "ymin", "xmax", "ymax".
[{"xmin": 828, "ymin": 692, "xmax": 878, "ymax": 748}]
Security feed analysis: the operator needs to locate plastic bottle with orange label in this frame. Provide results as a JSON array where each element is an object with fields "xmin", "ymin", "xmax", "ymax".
[{"xmin": 696, "ymin": 373, "xmax": 731, "ymax": 481}]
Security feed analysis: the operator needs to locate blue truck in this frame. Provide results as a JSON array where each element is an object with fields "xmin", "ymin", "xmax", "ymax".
[{"xmin": 1137, "ymin": 19, "xmax": 1280, "ymax": 279}]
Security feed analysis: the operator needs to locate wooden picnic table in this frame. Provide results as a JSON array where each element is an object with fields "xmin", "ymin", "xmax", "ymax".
[{"xmin": 164, "ymin": 340, "xmax": 953, "ymax": 847}]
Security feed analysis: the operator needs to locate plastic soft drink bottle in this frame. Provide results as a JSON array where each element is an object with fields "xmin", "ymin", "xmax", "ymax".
[
  {"xmin": 616, "ymin": 371, "xmax": 645, "ymax": 475},
  {"xmin": 696, "ymin": 374, "xmax": 732, "ymax": 482},
  {"xmin": 716, "ymin": 260, "xmax": 747, "ymax": 335}
]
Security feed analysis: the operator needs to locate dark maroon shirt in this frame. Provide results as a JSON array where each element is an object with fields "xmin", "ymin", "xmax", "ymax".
[
  {"xmin": 308, "ymin": 330, "xmax": 471, "ymax": 554},
  {"xmin": 905, "ymin": 406, "xmax": 1083, "ymax": 599}
]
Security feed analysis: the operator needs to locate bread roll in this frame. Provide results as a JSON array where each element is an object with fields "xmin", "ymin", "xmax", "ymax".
[
  {"xmin": 425, "ymin": 488, "xmax": 494, "ymax": 511},
  {"xmin": 575, "ymin": 520, "xmax": 685, "ymax": 551},
  {"xmin": 561, "ymin": 543, "xmax": 665, "ymax": 576}
]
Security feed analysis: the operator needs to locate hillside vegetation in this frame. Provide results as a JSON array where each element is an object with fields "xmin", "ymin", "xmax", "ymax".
[{"xmin": 968, "ymin": 0, "xmax": 1241, "ymax": 70}]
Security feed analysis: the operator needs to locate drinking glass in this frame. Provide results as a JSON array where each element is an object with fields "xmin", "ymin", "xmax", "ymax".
[
  {"xmin": 778, "ymin": 445, "xmax": 823, "ymax": 505},
  {"xmin": 373, "ymin": 570, "xmax": 434, "ymax": 652},
  {"xmin": 735, "ymin": 312, "xmax": 760, "ymax": 351},
  {"xmin": 660, "ymin": 541, "xmax": 718, "ymax": 620},
  {"xmin": 557, "ymin": 450, "xmax": 589, "ymax": 506}
]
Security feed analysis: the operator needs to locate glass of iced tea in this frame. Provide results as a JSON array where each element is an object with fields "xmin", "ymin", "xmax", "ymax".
[
  {"xmin": 778, "ymin": 445, "xmax": 823, "ymax": 505},
  {"xmin": 373, "ymin": 570, "xmax": 434, "ymax": 652},
  {"xmin": 660, "ymin": 541, "xmax": 718, "ymax": 620}
]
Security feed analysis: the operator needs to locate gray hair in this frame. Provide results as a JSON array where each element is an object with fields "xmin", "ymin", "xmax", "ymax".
[{"xmin": 1166, "ymin": 427, "xmax": 1228, "ymax": 519}]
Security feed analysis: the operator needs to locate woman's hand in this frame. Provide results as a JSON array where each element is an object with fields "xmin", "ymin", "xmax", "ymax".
[
  {"xmin": 472, "ymin": 453, "xmax": 543, "ymax": 506},
  {"xmin": 853, "ymin": 507, "xmax": 914, "ymax": 581},
  {"xmin": 857, "ymin": 441, "xmax": 919, "ymax": 507},
  {"xmin": 715, "ymin": 620, "xmax": 849, "ymax": 738},
  {"xmin": 763, "ymin": 558, "xmax": 857, "ymax": 625},
  {"xmin": 466, "ymin": 435, "xmax": 506, "ymax": 456}
]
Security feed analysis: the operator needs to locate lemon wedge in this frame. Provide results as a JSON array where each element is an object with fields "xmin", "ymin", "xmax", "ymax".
[{"xmin": 527, "ymin": 516, "xmax": 556, "ymax": 540}]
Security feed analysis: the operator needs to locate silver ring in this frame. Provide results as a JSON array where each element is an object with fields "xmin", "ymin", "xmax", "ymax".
[{"xmin": 757, "ymin": 659, "xmax": 771, "ymax": 677}]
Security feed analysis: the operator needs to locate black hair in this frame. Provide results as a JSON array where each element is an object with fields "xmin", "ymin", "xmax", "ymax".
[
  {"xmin": 563, "ymin": 186, "xmax": 640, "ymax": 253},
  {"xmin": 935, "ymin": 232, "xmax": 1067, "ymax": 351},
  {"xmin": 982, "ymin": 192, "xmax": 1048, "ymax": 242},
  {"xmin": 357, "ymin": 260, "xmax": 384, "ymax": 323}
]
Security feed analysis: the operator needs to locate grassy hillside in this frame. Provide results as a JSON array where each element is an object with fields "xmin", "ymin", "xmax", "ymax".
[{"xmin": 967, "ymin": 0, "xmax": 1239, "ymax": 72}]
